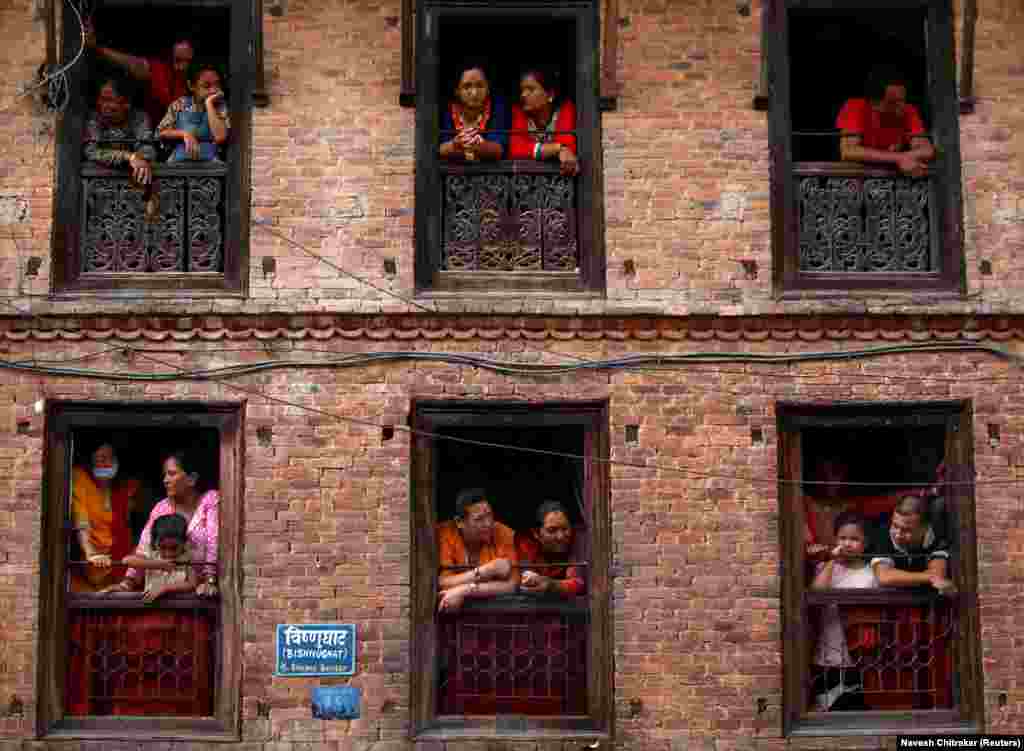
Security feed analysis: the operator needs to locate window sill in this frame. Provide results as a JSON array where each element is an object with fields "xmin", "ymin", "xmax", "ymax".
[
  {"xmin": 414, "ymin": 721, "xmax": 609, "ymax": 741},
  {"xmin": 789, "ymin": 710, "xmax": 976, "ymax": 738},
  {"xmin": 42, "ymin": 721, "xmax": 238, "ymax": 743},
  {"xmin": 51, "ymin": 273, "xmax": 243, "ymax": 297},
  {"xmin": 793, "ymin": 161, "xmax": 932, "ymax": 179},
  {"xmin": 775, "ymin": 283, "xmax": 966, "ymax": 300},
  {"xmin": 426, "ymin": 270, "xmax": 589, "ymax": 295}
]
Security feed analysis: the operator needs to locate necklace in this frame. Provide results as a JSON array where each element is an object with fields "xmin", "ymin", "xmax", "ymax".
[
  {"xmin": 527, "ymin": 104, "xmax": 560, "ymax": 144},
  {"xmin": 451, "ymin": 98, "xmax": 491, "ymax": 133}
]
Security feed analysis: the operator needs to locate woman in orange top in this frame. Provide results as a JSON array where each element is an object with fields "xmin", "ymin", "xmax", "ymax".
[
  {"xmin": 69, "ymin": 441, "xmax": 142, "ymax": 592},
  {"xmin": 509, "ymin": 68, "xmax": 579, "ymax": 176}
]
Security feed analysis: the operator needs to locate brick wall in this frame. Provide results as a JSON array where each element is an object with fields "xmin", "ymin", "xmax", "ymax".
[
  {"xmin": 0, "ymin": 0, "xmax": 1022, "ymax": 315},
  {"xmin": 0, "ymin": 335, "xmax": 1018, "ymax": 749}
]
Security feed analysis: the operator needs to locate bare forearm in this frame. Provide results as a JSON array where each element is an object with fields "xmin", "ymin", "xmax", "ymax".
[
  {"xmin": 907, "ymin": 143, "xmax": 935, "ymax": 161},
  {"xmin": 207, "ymin": 109, "xmax": 228, "ymax": 144},
  {"xmin": 439, "ymin": 570, "xmax": 475, "ymax": 590},
  {"xmin": 841, "ymin": 142, "xmax": 902, "ymax": 165},
  {"xmin": 469, "ymin": 580, "xmax": 517, "ymax": 599},
  {"xmin": 96, "ymin": 46, "xmax": 150, "ymax": 81},
  {"xmin": 160, "ymin": 128, "xmax": 190, "ymax": 142},
  {"xmin": 121, "ymin": 555, "xmax": 169, "ymax": 570},
  {"xmin": 873, "ymin": 565, "xmax": 931, "ymax": 587}
]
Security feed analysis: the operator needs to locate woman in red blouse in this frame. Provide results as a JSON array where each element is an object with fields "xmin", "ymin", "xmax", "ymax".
[{"xmin": 509, "ymin": 68, "xmax": 579, "ymax": 176}]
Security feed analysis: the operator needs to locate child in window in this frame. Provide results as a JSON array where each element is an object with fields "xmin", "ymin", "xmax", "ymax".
[
  {"xmin": 810, "ymin": 511, "xmax": 878, "ymax": 711},
  {"xmin": 158, "ymin": 61, "xmax": 230, "ymax": 163},
  {"xmin": 115, "ymin": 513, "xmax": 197, "ymax": 603}
]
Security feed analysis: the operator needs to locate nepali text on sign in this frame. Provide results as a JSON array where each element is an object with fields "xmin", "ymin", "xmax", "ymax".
[{"xmin": 274, "ymin": 623, "xmax": 357, "ymax": 676}]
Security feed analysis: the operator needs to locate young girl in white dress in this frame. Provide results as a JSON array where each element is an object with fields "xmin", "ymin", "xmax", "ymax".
[{"xmin": 810, "ymin": 511, "xmax": 878, "ymax": 711}]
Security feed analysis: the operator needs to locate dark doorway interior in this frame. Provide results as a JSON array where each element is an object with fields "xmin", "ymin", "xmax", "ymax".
[{"xmin": 434, "ymin": 425, "xmax": 585, "ymax": 533}]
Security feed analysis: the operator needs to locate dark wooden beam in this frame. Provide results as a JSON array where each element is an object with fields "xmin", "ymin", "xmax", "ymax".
[
  {"xmin": 599, "ymin": 0, "xmax": 619, "ymax": 110},
  {"xmin": 959, "ymin": 0, "xmax": 977, "ymax": 113},
  {"xmin": 400, "ymin": 0, "xmax": 415, "ymax": 107}
]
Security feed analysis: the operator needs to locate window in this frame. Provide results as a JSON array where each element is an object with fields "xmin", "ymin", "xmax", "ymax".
[
  {"xmin": 765, "ymin": 0, "xmax": 964, "ymax": 294},
  {"xmin": 413, "ymin": 0, "xmax": 605, "ymax": 295},
  {"xmin": 51, "ymin": 0, "xmax": 257, "ymax": 294},
  {"xmin": 38, "ymin": 402, "xmax": 242, "ymax": 740},
  {"xmin": 777, "ymin": 401, "xmax": 982, "ymax": 736},
  {"xmin": 410, "ymin": 401, "xmax": 611, "ymax": 739}
]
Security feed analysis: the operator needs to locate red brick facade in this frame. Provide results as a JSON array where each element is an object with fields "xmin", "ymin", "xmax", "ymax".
[{"xmin": 0, "ymin": 0, "xmax": 1022, "ymax": 748}]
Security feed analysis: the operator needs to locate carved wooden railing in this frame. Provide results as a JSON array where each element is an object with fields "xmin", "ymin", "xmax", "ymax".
[
  {"xmin": 66, "ymin": 592, "xmax": 218, "ymax": 718},
  {"xmin": 803, "ymin": 589, "xmax": 957, "ymax": 713},
  {"xmin": 437, "ymin": 595, "xmax": 588, "ymax": 716},
  {"xmin": 440, "ymin": 161, "xmax": 579, "ymax": 273},
  {"xmin": 795, "ymin": 163, "xmax": 936, "ymax": 274},
  {"xmin": 80, "ymin": 163, "xmax": 227, "ymax": 274}
]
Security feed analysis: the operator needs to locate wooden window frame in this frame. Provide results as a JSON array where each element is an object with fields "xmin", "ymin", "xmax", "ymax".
[
  {"xmin": 765, "ymin": 0, "xmax": 965, "ymax": 296},
  {"xmin": 50, "ymin": 0, "xmax": 256, "ymax": 296},
  {"xmin": 409, "ymin": 400, "xmax": 612, "ymax": 741},
  {"xmin": 777, "ymin": 400, "xmax": 983, "ymax": 737},
  {"xmin": 37, "ymin": 401, "xmax": 244, "ymax": 741},
  {"xmin": 412, "ymin": 0, "xmax": 606, "ymax": 296}
]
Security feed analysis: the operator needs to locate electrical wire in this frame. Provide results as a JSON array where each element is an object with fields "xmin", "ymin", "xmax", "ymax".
[
  {"xmin": 0, "ymin": 0, "xmax": 87, "ymax": 115},
  {"xmin": 5, "ymin": 342, "xmax": 1015, "ymax": 488},
  {"xmin": 0, "ymin": 341, "xmax": 1016, "ymax": 382}
]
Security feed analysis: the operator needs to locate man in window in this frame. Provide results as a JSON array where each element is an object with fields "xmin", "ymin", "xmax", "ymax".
[
  {"xmin": 870, "ymin": 495, "xmax": 954, "ymax": 592},
  {"xmin": 837, "ymin": 68, "xmax": 935, "ymax": 177},
  {"xmin": 516, "ymin": 500, "xmax": 586, "ymax": 597},
  {"xmin": 436, "ymin": 488, "xmax": 518, "ymax": 612}
]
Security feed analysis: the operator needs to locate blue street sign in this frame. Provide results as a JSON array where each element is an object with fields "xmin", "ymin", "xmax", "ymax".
[{"xmin": 274, "ymin": 623, "xmax": 357, "ymax": 677}]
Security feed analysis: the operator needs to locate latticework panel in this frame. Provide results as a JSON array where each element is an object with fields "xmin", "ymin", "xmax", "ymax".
[
  {"xmin": 442, "ymin": 172, "xmax": 578, "ymax": 272},
  {"xmin": 438, "ymin": 611, "xmax": 588, "ymax": 715},
  {"xmin": 82, "ymin": 170, "xmax": 225, "ymax": 273},
  {"xmin": 65, "ymin": 608, "xmax": 217, "ymax": 717},
  {"xmin": 798, "ymin": 175, "xmax": 932, "ymax": 272},
  {"xmin": 806, "ymin": 599, "xmax": 956, "ymax": 712}
]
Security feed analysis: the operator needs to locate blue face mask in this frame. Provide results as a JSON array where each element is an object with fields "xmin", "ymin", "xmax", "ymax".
[{"xmin": 93, "ymin": 462, "xmax": 118, "ymax": 480}]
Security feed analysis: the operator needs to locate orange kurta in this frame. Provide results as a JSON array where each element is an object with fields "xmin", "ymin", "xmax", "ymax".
[
  {"xmin": 69, "ymin": 466, "xmax": 139, "ymax": 592},
  {"xmin": 436, "ymin": 520, "xmax": 517, "ymax": 576}
]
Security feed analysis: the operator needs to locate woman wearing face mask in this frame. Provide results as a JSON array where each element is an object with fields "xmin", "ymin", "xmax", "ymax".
[{"xmin": 70, "ymin": 442, "xmax": 142, "ymax": 592}]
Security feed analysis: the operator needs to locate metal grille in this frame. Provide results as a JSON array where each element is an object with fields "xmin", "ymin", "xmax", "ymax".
[
  {"xmin": 442, "ymin": 168, "xmax": 578, "ymax": 272},
  {"xmin": 66, "ymin": 606, "xmax": 217, "ymax": 717},
  {"xmin": 798, "ymin": 175, "xmax": 933, "ymax": 272},
  {"xmin": 438, "ymin": 611, "xmax": 587, "ymax": 715},
  {"xmin": 806, "ymin": 598, "xmax": 956, "ymax": 712},
  {"xmin": 81, "ymin": 166, "xmax": 225, "ymax": 273}
]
